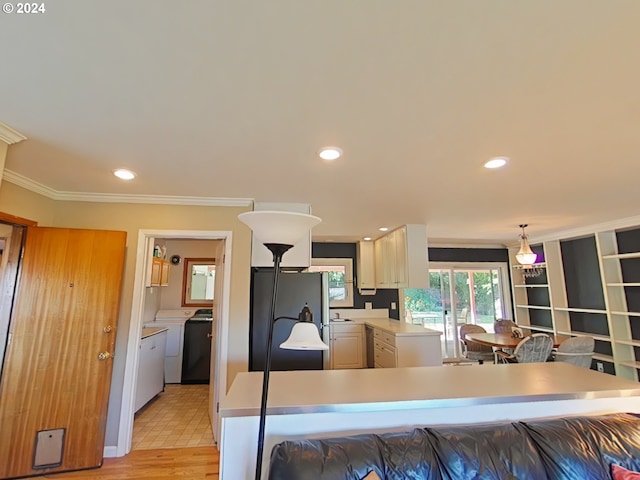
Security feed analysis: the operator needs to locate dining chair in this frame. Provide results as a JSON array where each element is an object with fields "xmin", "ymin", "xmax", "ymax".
[
  {"xmin": 552, "ymin": 336, "xmax": 595, "ymax": 369},
  {"xmin": 458, "ymin": 324, "xmax": 494, "ymax": 364},
  {"xmin": 493, "ymin": 319, "xmax": 517, "ymax": 334},
  {"xmin": 496, "ymin": 333, "xmax": 553, "ymax": 364}
]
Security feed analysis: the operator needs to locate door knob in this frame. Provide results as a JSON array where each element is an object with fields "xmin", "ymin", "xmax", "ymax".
[
  {"xmin": 103, "ymin": 325, "xmax": 113, "ymax": 333},
  {"xmin": 207, "ymin": 333, "xmax": 213, "ymax": 339},
  {"xmin": 98, "ymin": 352, "xmax": 112, "ymax": 361}
]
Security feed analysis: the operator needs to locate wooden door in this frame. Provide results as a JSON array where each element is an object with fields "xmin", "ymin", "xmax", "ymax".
[{"xmin": 0, "ymin": 227, "xmax": 126, "ymax": 479}]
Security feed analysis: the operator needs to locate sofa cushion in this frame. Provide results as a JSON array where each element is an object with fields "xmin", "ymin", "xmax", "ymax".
[
  {"xmin": 519, "ymin": 413, "xmax": 640, "ymax": 480},
  {"xmin": 268, "ymin": 429, "xmax": 442, "ymax": 480},
  {"xmin": 424, "ymin": 422, "xmax": 547, "ymax": 480}
]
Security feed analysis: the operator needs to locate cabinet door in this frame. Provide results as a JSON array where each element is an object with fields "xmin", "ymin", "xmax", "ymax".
[
  {"xmin": 394, "ymin": 227, "xmax": 408, "ymax": 287},
  {"xmin": 357, "ymin": 241, "xmax": 376, "ymax": 289},
  {"xmin": 331, "ymin": 333, "xmax": 363, "ymax": 369},
  {"xmin": 160, "ymin": 260, "xmax": 170, "ymax": 286},
  {"xmin": 150, "ymin": 257, "xmax": 162, "ymax": 286}
]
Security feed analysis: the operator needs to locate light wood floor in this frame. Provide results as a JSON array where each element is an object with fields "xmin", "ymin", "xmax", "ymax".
[{"xmin": 40, "ymin": 446, "xmax": 219, "ymax": 479}]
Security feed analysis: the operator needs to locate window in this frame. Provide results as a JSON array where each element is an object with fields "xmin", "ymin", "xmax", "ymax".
[
  {"xmin": 308, "ymin": 258, "xmax": 354, "ymax": 307},
  {"xmin": 182, "ymin": 257, "xmax": 216, "ymax": 307}
]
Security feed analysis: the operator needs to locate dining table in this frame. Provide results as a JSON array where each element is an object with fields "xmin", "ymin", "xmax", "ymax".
[{"xmin": 465, "ymin": 332, "xmax": 567, "ymax": 349}]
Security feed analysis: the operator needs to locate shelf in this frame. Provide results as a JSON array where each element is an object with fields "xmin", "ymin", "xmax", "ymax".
[
  {"xmin": 616, "ymin": 359, "xmax": 640, "ymax": 369},
  {"xmin": 611, "ymin": 310, "xmax": 640, "ymax": 317},
  {"xmin": 614, "ymin": 338, "xmax": 640, "ymax": 348},
  {"xmin": 512, "ymin": 262, "xmax": 546, "ymax": 270},
  {"xmin": 553, "ymin": 307, "xmax": 608, "ymax": 315},
  {"xmin": 602, "ymin": 252, "xmax": 640, "ymax": 260},
  {"xmin": 521, "ymin": 325, "xmax": 555, "ymax": 334},
  {"xmin": 515, "ymin": 304, "xmax": 552, "ymax": 311},
  {"xmin": 573, "ymin": 332, "xmax": 612, "ymax": 342},
  {"xmin": 592, "ymin": 353, "xmax": 614, "ymax": 363},
  {"xmin": 514, "ymin": 284, "xmax": 549, "ymax": 288},
  {"xmin": 606, "ymin": 283, "xmax": 640, "ymax": 287}
]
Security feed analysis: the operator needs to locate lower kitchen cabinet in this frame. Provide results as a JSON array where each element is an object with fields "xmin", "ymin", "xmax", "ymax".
[
  {"xmin": 135, "ymin": 329, "xmax": 168, "ymax": 412},
  {"xmin": 329, "ymin": 323, "xmax": 365, "ymax": 369},
  {"xmin": 373, "ymin": 326, "xmax": 442, "ymax": 368}
]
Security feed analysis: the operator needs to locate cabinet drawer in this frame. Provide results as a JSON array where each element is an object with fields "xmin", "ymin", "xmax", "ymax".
[
  {"xmin": 373, "ymin": 328, "xmax": 396, "ymax": 347},
  {"xmin": 374, "ymin": 341, "xmax": 397, "ymax": 368},
  {"xmin": 330, "ymin": 323, "xmax": 363, "ymax": 335}
]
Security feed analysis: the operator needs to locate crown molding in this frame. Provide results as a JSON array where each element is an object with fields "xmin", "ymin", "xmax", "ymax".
[
  {"xmin": 0, "ymin": 122, "xmax": 27, "ymax": 145},
  {"xmin": 2, "ymin": 169, "xmax": 253, "ymax": 207}
]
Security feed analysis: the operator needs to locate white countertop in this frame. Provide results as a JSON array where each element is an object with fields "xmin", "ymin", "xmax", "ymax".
[
  {"xmin": 329, "ymin": 317, "xmax": 441, "ymax": 337},
  {"xmin": 141, "ymin": 327, "xmax": 168, "ymax": 339},
  {"xmin": 220, "ymin": 362, "xmax": 640, "ymax": 418}
]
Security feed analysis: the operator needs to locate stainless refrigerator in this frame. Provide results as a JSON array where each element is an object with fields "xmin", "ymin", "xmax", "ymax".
[{"xmin": 249, "ymin": 270, "xmax": 329, "ymax": 371}]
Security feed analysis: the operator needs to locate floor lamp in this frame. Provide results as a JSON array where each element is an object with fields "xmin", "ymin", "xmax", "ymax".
[{"xmin": 238, "ymin": 210, "xmax": 327, "ymax": 480}]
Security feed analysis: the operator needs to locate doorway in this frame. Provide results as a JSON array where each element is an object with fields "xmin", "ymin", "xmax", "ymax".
[
  {"xmin": 116, "ymin": 229, "xmax": 232, "ymax": 457},
  {"xmin": 404, "ymin": 261, "xmax": 512, "ymax": 360}
]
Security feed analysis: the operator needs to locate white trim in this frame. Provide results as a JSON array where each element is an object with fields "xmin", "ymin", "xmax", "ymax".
[
  {"xmin": 2, "ymin": 169, "xmax": 253, "ymax": 207},
  {"xmin": 115, "ymin": 229, "xmax": 233, "ymax": 457},
  {"xmin": 0, "ymin": 122, "xmax": 27, "ymax": 145},
  {"xmin": 103, "ymin": 446, "xmax": 118, "ymax": 458}
]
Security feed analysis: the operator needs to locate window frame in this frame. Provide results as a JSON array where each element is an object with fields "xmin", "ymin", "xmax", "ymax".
[
  {"xmin": 181, "ymin": 257, "xmax": 216, "ymax": 307},
  {"xmin": 309, "ymin": 257, "xmax": 354, "ymax": 308}
]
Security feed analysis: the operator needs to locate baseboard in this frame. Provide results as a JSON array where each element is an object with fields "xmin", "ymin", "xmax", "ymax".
[{"xmin": 103, "ymin": 446, "xmax": 118, "ymax": 458}]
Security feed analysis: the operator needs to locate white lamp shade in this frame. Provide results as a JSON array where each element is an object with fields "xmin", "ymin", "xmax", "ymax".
[
  {"xmin": 238, "ymin": 211, "xmax": 322, "ymax": 246},
  {"xmin": 280, "ymin": 323, "xmax": 328, "ymax": 350},
  {"xmin": 516, "ymin": 238, "xmax": 537, "ymax": 265}
]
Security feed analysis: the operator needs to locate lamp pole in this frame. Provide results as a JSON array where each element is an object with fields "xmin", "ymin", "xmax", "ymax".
[{"xmin": 255, "ymin": 243, "xmax": 293, "ymax": 480}]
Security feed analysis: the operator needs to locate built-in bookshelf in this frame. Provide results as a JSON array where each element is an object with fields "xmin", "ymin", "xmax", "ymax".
[{"xmin": 510, "ymin": 227, "xmax": 640, "ymax": 381}]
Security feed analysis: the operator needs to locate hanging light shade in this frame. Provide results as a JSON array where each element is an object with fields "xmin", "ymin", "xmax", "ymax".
[
  {"xmin": 280, "ymin": 322, "xmax": 328, "ymax": 350},
  {"xmin": 516, "ymin": 224, "xmax": 537, "ymax": 266},
  {"xmin": 238, "ymin": 211, "xmax": 322, "ymax": 246}
]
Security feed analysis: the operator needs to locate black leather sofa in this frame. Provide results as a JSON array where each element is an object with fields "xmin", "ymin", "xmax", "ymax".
[{"xmin": 269, "ymin": 413, "xmax": 640, "ymax": 479}]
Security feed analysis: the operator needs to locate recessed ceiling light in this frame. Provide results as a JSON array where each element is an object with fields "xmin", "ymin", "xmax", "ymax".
[
  {"xmin": 363, "ymin": 237, "xmax": 372, "ymax": 241},
  {"xmin": 113, "ymin": 169, "xmax": 136, "ymax": 180},
  {"xmin": 319, "ymin": 147, "xmax": 343, "ymax": 161},
  {"xmin": 484, "ymin": 157, "xmax": 509, "ymax": 169},
  {"xmin": 379, "ymin": 227, "xmax": 389, "ymax": 232}
]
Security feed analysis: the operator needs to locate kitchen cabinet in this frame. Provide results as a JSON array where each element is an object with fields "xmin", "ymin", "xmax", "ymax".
[
  {"xmin": 374, "ymin": 225, "xmax": 428, "ymax": 289},
  {"xmin": 371, "ymin": 324, "xmax": 442, "ymax": 368},
  {"xmin": 356, "ymin": 241, "xmax": 376, "ymax": 291},
  {"xmin": 150, "ymin": 257, "xmax": 170, "ymax": 287},
  {"xmin": 329, "ymin": 323, "xmax": 364, "ymax": 369},
  {"xmin": 135, "ymin": 329, "xmax": 167, "ymax": 412}
]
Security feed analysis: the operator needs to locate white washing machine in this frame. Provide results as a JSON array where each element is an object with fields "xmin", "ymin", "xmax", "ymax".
[{"xmin": 144, "ymin": 309, "xmax": 196, "ymax": 383}]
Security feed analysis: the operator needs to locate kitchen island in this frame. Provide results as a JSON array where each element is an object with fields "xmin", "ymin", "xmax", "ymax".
[
  {"xmin": 327, "ymin": 316, "xmax": 442, "ymax": 369},
  {"xmin": 219, "ymin": 362, "xmax": 640, "ymax": 479}
]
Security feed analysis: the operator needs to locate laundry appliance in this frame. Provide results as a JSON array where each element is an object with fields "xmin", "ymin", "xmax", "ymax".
[{"xmin": 144, "ymin": 309, "xmax": 195, "ymax": 383}]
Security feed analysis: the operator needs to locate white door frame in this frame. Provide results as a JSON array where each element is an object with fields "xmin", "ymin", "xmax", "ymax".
[{"xmin": 115, "ymin": 229, "xmax": 232, "ymax": 457}]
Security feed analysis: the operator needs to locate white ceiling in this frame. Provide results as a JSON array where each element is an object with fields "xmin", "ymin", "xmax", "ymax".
[{"xmin": 2, "ymin": 1, "xmax": 640, "ymax": 245}]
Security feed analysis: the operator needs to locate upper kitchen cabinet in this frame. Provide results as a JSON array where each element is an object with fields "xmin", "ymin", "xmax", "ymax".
[
  {"xmin": 374, "ymin": 225, "xmax": 428, "ymax": 289},
  {"xmin": 250, "ymin": 202, "xmax": 313, "ymax": 268},
  {"xmin": 146, "ymin": 240, "xmax": 170, "ymax": 287},
  {"xmin": 356, "ymin": 241, "xmax": 376, "ymax": 291}
]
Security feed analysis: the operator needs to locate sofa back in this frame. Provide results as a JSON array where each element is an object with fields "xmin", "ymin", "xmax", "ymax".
[{"xmin": 269, "ymin": 413, "xmax": 640, "ymax": 480}]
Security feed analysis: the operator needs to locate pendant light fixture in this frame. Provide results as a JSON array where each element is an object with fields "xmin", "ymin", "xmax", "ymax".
[{"xmin": 516, "ymin": 224, "xmax": 537, "ymax": 266}]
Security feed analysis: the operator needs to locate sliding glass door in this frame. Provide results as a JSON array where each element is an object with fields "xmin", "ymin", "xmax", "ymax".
[{"xmin": 404, "ymin": 262, "xmax": 511, "ymax": 360}]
